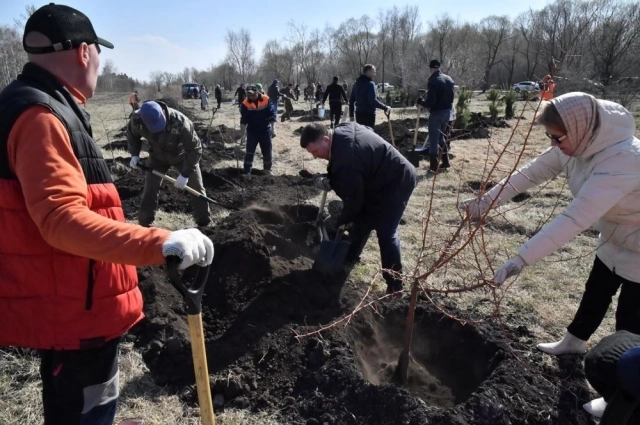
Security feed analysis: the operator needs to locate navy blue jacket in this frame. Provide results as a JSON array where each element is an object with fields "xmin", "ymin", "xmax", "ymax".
[
  {"xmin": 267, "ymin": 83, "xmax": 281, "ymax": 102},
  {"xmin": 240, "ymin": 94, "xmax": 276, "ymax": 135},
  {"xmin": 419, "ymin": 70, "xmax": 455, "ymax": 112},
  {"xmin": 348, "ymin": 74, "xmax": 388, "ymax": 117},
  {"xmin": 327, "ymin": 122, "xmax": 416, "ymax": 225}
]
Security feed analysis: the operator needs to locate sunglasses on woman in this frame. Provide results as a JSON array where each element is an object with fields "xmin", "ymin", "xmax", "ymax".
[{"xmin": 545, "ymin": 131, "xmax": 567, "ymax": 144}]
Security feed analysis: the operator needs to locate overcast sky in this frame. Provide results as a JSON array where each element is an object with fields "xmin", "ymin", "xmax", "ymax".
[{"xmin": 2, "ymin": 0, "xmax": 551, "ymax": 81}]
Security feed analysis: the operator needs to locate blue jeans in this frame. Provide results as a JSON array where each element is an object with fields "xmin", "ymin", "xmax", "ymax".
[
  {"xmin": 347, "ymin": 182, "xmax": 416, "ymax": 288},
  {"xmin": 244, "ymin": 130, "xmax": 273, "ymax": 173},
  {"xmin": 40, "ymin": 337, "xmax": 120, "ymax": 425},
  {"xmin": 428, "ymin": 109, "xmax": 450, "ymax": 169}
]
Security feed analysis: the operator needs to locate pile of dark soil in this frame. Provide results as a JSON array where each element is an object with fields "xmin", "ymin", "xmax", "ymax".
[{"xmin": 109, "ymin": 141, "xmax": 595, "ymax": 425}]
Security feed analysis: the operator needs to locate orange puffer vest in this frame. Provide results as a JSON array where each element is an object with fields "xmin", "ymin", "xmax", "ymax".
[{"xmin": 0, "ymin": 63, "xmax": 142, "ymax": 350}]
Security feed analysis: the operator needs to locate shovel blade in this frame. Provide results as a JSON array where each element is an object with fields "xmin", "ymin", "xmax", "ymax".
[
  {"xmin": 404, "ymin": 149, "xmax": 422, "ymax": 167},
  {"xmin": 313, "ymin": 239, "xmax": 351, "ymax": 274}
]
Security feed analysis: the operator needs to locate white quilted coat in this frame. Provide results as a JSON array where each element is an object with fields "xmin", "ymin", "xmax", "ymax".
[{"xmin": 484, "ymin": 99, "xmax": 640, "ymax": 281}]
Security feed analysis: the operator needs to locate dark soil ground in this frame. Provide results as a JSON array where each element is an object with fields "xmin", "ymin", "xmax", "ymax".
[{"xmin": 105, "ymin": 105, "xmax": 596, "ymax": 425}]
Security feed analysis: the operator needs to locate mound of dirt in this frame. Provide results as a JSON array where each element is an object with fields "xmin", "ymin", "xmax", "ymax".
[{"xmin": 110, "ymin": 112, "xmax": 594, "ymax": 425}]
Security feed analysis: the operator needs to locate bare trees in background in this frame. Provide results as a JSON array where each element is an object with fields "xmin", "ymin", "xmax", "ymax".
[
  {"xmin": 0, "ymin": 27, "xmax": 24, "ymax": 90},
  {"xmin": 225, "ymin": 29, "xmax": 256, "ymax": 84},
  {"xmin": 237, "ymin": 0, "xmax": 640, "ymax": 104}
]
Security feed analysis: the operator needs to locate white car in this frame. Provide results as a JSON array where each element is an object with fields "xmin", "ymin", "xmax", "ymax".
[
  {"xmin": 376, "ymin": 83, "xmax": 394, "ymax": 92},
  {"xmin": 512, "ymin": 81, "xmax": 539, "ymax": 92}
]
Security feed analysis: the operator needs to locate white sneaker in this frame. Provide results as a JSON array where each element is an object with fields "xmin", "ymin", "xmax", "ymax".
[
  {"xmin": 583, "ymin": 397, "xmax": 607, "ymax": 418},
  {"xmin": 536, "ymin": 332, "xmax": 588, "ymax": 355}
]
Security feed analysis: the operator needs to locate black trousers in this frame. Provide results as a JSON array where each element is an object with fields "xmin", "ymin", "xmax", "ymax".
[
  {"xmin": 329, "ymin": 101, "xmax": 343, "ymax": 128},
  {"xmin": 40, "ymin": 337, "xmax": 121, "ymax": 425},
  {"xmin": 567, "ymin": 256, "xmax": 640, "ymax": 341},
  {"xmin": 585, "ymin": 330, "xmax": 640, "ymax": 401},
  {"xmin": 355, "ymin": 112, "xmax": 376, "ymax": 128}
]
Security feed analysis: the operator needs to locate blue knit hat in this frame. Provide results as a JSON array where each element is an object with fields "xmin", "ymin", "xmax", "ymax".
[
  {"xmin": 617, "ymin": 346, "xmax": 640, "ymax": 396},
  {"xmin": 139, "ymin": 101, "xmax": 166, "ymax": 133}
]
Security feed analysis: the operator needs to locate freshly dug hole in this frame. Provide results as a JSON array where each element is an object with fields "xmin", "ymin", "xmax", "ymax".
[{"xmin": 349, "ymin": 308, "xmax": 501, "ymax": 408}]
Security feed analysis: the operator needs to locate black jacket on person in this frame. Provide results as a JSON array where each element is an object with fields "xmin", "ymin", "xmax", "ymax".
[
  {"xmin": 323, "ymin": 81, "xmax": 348, "ymax": 104},
  {"xmin": 235, "ymin": 86, "xmax": 246, "ymax": 103},
  {"xmin": 215, "ymin": 87, "xmax": 222, "ymax": 100},
  {"xmin": 327, "ymin": 122, "xmax": 416, "ymax": 225},
  {"xmin": 349, "ymin": 74, "xmax": 387, "ymax": 117},
  {"xmin": 419, "ymin": 70, "xmax": 454, "ymax": 112}
]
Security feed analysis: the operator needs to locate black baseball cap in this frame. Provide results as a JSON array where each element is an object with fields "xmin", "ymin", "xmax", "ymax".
[
  {"xmin": 23, "ymin": 3, "xmax": 114, "ymax": 54},
  {"xmin": 429, "ymin": 59, "xmax": 441, "ymax": 69}
]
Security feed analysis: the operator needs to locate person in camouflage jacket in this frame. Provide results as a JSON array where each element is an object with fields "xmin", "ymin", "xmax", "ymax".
[{"xmin": 127, "ymin": 100, "xmax": 210, "ymax": 226}]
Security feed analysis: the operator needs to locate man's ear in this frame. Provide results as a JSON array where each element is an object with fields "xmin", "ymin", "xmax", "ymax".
[{"xmin": 76, "ymin": 42, "xmax": 90, "ymax": 68}]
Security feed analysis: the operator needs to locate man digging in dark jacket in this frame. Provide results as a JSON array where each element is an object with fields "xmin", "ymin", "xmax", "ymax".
[
  {"xmin": 349, "ymin": 64, "xmax": 391, "ymax": 128},
  {"xmin": 300, "ymin": 122, "xmax": 417, "ymax": 294},
  {"xmin": 323, "ymin": 76, "xmax": 349, "ymax": 128}
]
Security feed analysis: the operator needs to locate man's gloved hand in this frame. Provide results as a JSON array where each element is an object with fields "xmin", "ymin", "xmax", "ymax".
[
  {"xmin": 385, "ymin": 106, "xmax": 392, "ymax": 114},
  {"xmin": 129, "ymin": 156, "xmax": 140, "ymax": 169},
  {"xmin": 162, "ymin": 228, "xmax": 214, "ymax": 270},
  {"xmin": 313, "ymin": 176, "xmax": 331, "ymax": 190},
  {"xmin": 459, "ymin": 197, "xmax": 493, "ymax": 220},
  {"xmin": 174, "ymin": 175, "xmax": 189, "ymax": 190},
  {"xmin": 493, "ymin": 256, "xmax": 526, "ymax": 286}
]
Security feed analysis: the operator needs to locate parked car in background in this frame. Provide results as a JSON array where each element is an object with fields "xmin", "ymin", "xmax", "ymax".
[
  {"xmin": 512, "ymin": 81, "xmax": 539, "ymax": 92},
  {"xmin": 181, "ymin": 83, "xmax": 200, "ymax": 99},
  {"xmin": 376, "ymin": 82, "xmax": 394, "ymax": 92}
]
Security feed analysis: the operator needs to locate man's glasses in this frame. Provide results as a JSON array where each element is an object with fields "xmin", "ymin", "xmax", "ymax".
[{"xmin": 545, "ymin": 131, "xmax": 567, "ymax": 144}]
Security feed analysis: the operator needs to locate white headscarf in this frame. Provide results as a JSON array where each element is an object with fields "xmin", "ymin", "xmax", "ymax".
[{"xmin": 550, "ymin": 92, "xmax": 600, "ymax": 157}]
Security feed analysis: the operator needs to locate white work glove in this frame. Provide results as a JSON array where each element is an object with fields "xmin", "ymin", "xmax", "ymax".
[
  {"xmin": 385, "ymin": 106, "xmax": 392, "ymax": 114},
  {"xmin": 493, "ymin": 256, "xmax": 526, "ymax": 286},
  {"xmin": 162, "ymin": 228, "xmax": 214, "ymax": 270},
  {"xmin": 129, "ymin": 156, "xmax": 140, "ymax": 169},
  {"xmin": 174, "ymin": 174, "xmax": 189, "ymax": 190},
  {"xmin": 313, "ymin": 176, "xmax": 331, "ymax": 191},
  {"xmin": 459, "ymin": 197, "xmax": 493, "ymax": 220}
]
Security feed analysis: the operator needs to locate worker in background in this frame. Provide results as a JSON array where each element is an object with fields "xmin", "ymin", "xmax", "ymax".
[
  {"xmin": 349, "ymin": 64, "xmax": 391, "ymax": 128},
  {"xmin": 128, "ymin": 100, "xmax": 210, "ymax": 227},
  {"xmin": 323, "ymin": 76, "xmax": 349, "ymax": 128},
  {"xmin": 417, "ymin": 59, "xmax": 455, "ymax": 175},
  {"xmin": 240, "ymin": 84, "xmax": 277, "ymax": 175},
  {"xmin": 129, "ymin": 89, "xmax": 140, "ymax": 111}
]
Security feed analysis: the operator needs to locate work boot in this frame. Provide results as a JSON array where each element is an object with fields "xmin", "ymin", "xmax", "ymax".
[
  {"xmin": 280, "ymin": 115, "xmax": 285, "ymax": 123},
  {"xmin": 537, "ymin": 332, "xmax": 588, "ymax": 355},
  {"xmin": 264, "ymin": 169, "xmax": 272, "ymax": 176},
  {"xmin": 583, "ymin": 397, "xmax": 606, "ymax": 418}
]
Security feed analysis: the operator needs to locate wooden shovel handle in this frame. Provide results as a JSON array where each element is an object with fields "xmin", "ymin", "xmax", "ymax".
[{"xmin": 188, "ymin": 314, "xmax": 216, "ymax": 425}]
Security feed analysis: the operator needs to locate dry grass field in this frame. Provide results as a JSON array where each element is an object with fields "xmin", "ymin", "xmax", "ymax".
[{"xmin": 1, "ymin": 89, "xmax": 639, "ymax": 424}]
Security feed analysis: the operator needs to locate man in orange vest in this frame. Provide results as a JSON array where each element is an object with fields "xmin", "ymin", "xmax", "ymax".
[
  {"xmin": 0, "ymin": 5, "xmax": 214, "ymax": 424},
  {"xmin": 541, "ymin": 74, "xmax": 556, "ymax": 100},
  {"xmin": 129, "ymin": 89, "xmax": 140, "ymax": 110}
]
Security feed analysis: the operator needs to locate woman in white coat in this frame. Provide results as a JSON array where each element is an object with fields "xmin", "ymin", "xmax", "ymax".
[{"xmin": 462, "ymin": 92, "xmax": 640, "ymax": 417}]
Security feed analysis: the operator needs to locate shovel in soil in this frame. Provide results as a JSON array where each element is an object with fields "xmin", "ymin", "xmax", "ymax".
[
  {"xmin": 312, "ymin": 189, "xmax": 350, "ymax": 273},
  {"xmin": 203, "ymin": 107, "xmax": 219, "ymax": 147},
  {"xmin": 405, "ymin": 89, "xmax": 428, "ymax": 167},
  {"xmin": 166, "ymin": 257, "xmax": 215, "ymax": 425},
  {"xmin": 135, "ymin": 162, "xmax": 237, "ymax": 210},
  {"xmin": 385, "ymin": 110, "xmax": 396, "ymax": 147}
]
